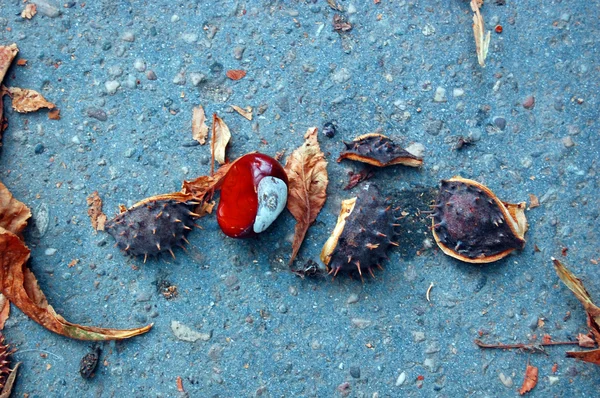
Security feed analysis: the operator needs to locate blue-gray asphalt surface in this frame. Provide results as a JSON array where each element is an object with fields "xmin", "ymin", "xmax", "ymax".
[{"xmin": 0, "ymin": 1, "xmax": 598, "ymax": 396}]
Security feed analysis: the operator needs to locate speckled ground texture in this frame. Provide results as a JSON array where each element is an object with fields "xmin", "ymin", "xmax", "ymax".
[{"xmin": 1, "ymin": 0, "xmax": 599, "ymax": 397}]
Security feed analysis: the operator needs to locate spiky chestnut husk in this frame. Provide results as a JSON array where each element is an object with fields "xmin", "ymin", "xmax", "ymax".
[
  {"xmin": 432, "ymin": 177, "xmax": 527, "ymax": 263},
  {"xmin": 0, "ymin": 333, "xmax": 15, "ymax": 391},
  {"xmin": 105, "ymin": 194, "xmax": 199, "ymax": 260},
  {"xmin": 337, "ymin": 133, "xmax": 423, "ymax": 168},
  {"xmin": 321, "ymin": 184, "xmax": 397, "ymax": 278}
]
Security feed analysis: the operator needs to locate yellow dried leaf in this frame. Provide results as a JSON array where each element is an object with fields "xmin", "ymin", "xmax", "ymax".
[
  {"xmin": 212, "ymin": 114, "xmax": 231, "ymax": 165},
  {"xmin": 7, "ymin": 87, "xmax": 55, "ymax": 113},
  {"xmin": 191, "ymin": 105, "xmax": 209, "ymax": 145},
  {"xmin": 87, "ymin": 191, "xmax": 106, "ymax": 232},
  {"xmin": 231, "ymin": 105, "xmax": 253, "ymax": 121},
  {"xmin": 471, "ymin": 0, "xmax": 490, "ymax": 67},
  {"xmin": 284, "ymin": 127, "xmax": 328, "ymax": 264}
]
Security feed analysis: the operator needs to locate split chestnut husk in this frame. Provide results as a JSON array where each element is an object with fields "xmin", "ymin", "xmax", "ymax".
[
  {"xmin": 337, "ymin": 133, "xmax": 423, "ymax": 168},
  {"xmin": 320, "ymin": 184, "xmax": 397, "ymax": 279},
  {"xmin": 432, "ymin": 176, "xmax": 527, "ymax": 263}
]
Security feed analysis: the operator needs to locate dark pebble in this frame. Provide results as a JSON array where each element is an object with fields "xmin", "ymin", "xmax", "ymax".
[
  {"xmin": 554, "ymin": 98, "xmax": 564, "ymax": 111},
  {"xmin": 349, "ymin": 365, "xmax": 361, "ymax": 378},
  {"xmin": 102, "ymin": 42, "xmax": 112, "ymax": 51},
  {"xmin": 323, "ymin": 121, "xmax": 337, "ymax": 138},
  {"xmin": 275, "ymin": 96, "xmax": 290, "ymax": 112},
  {"xmin": 86, "ymin": 107, "xmax": 108, "ymax": 121},
  {"xmin": 149, "ymin": 26, "xmax": 157, "ymax": 36},
  {"xmin": 210, "ymin": 62, "xmax": 223, "ymax": 74},
  {"xmin": 493, "ymin": 117, "xmax": 506, "ymax": 130},
  {"xmin": 34, "ymin": 143, "xmax": 44, "ymax": 154},
  {"xmin": 182, "ymin": 140, "xmax": 200, "ymax": 147},
  {"xmin": 200, "ymin": 155, "xmax": 210, "ymax": 165}
]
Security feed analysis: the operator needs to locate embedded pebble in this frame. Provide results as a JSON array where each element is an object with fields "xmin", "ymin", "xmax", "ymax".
[
  {"xmin": 233, "ymin": 46, "xmax": 246, "ymax": 60},
  {"xmin": 523, "ymin": 95, "xmax": 535, "ymax": 109},
  {"xmin": 562, "ymin": 136, "xmax": 575, "ymax": 148},
  {"xmin": 498, "ymin": 372, "xmax": 513, "ymax": 387},
  {"xmin": 122, "ymin": 31, "xmax": 135, "ymax": 42},
  {"xmin": 105, "ymin": 80, "xmax": 120, "ymax": 95},
  {"xmin": 86, "ymin": 107, "xmax": 108, "ymax": 121},
  {"xmin": 32, "ymin": 203, "xmax": 50, "ymax": 238},
  {"xmin": 453, "ymin": 88, "xmax": 465, "ymax": 97},
  {"xmin": 33, "ymin": 0, "xmax": 61, "ymax": 18},
  {"xmin": 349, "ymin": 366, "xmax": 361, "ymax": 379},
  {"xmin": 34, "ymin": 143, "xmax": 44, "ymax": 154},
  {"xmin": 45, "ymin": 248, "xmax": 57, "ymax": 256},
  {"xmin": 181, "ymin": 33, "xmax": 199, "ymax": 43},
  {"xmin": 412, "ymin": 331, "xmax": 426, "ymax": 342},
  {"xmin": 331, "ymin": 68, "xmax": 351, "ymax": 84},
  {"xmin": 493, "ymin": 117, "xmax": 507, "ymax": 130},
  {"xmin": 548, "ymin": 376, "xmax": 559, "ymax": 385},
  {"xmin": 405, "ymin": 142, "xmax": 425, "ymax": 158},
  {"xmin": 170, "ymin": 321, "xmax": 212, "ymax": 342},
  {"xmin": 423, "ymin": 357, "xmax": 438, "ymax": 372},
  {"xmin": 396, "ymin": 372, "xmax": 406, "ymax": 386},
  {"xmin": 190, "ymin": 72, "xmax": 206, "ymax": 86},
  {"xmin": 146, "ymin": 70, "xmax": 157, "ymax": 80},
  {"xmin": 433, "ymin": 87, "xmax": 447, "ymax": 102},
  {"xmin": 346, "ymin": 294, "xmax": 359, "ymax": 304},
  {"xmin": 133, "ymin": 59, "xmax": 146, "ymax": 72},
  {"xmin": 173, "ymin": 71, "xmax": 186, "ymax": 85},
  {"xmin": 351, "ymin": 318, "xmax": 372, "ymax": 329}
]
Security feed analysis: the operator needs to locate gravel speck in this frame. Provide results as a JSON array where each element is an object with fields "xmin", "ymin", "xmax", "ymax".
[
  {"xmin": 45, "ymin": 248, "xmax": 57, "ymax": 256},
  {"xmin": 171, "ymin": 320, "xmax": 212, "ymax": 342},
  {"xmin": 190, "ymin": 72, "xmax": 206, "ymax": 86},
  {"xmin": 34, "ymin": 143, "xmax": 44, "ymax": 154},
  {"xmin": 122, "ymin": 31, "xmax": 135, "ymax": 42},
  {"xmin": 172, "ymin": 71, "xmax": 186, "ymax": 85},
  {"xmin": 453, "ymin": 88, "xmax": 465, "ymax": 97},
  {"xmin": 146, "ymin": 70, "xmax": 157, "ymax": 80},
  {"xmin": 412, "ymin": 331, "xmax": 425, "ymax": 342},
  {"xmin": 349, "ymin": 365, "xmax": 361, "ymax": 379},
  {"xmin": 181, "ymin": 33, "xmax": 199, "ymax": 44},
  {"xmin": 423, "ymin": 357, "xmax": 438, "ymax": 372},
  {"xmin": 133, "ymin": 59, "xmax": 146, "ymax": 72},
  {"xmin": 396, "ymin": 372, "xmax": 406, "ymax": 386},
  {"xmin": 562, "ymin": 136, "xmax": 575, "ymax": 148},
  {"xmin": 424, "ymin": 119, "xmax": 443, "ymax": 136},
  {"xmin": 86, "ymin": 107, "xmax": 108, "ymax": 121},
  {"xmin": 351, "ymin": 318, "xmax": 372, "ymax": 329},
  {"xmin": 233, "ymin": 46, "xmax": 246, "ymax": 60},
  {"xmin": 331, "ymin": 68, "xmax": 351, "ymax": 84},
  {"xmin": 493, "ymin": 117, "xmax": 507, "ymax": 130},
  {"xmin": 498, "ymin": 372, "xmax": 513, "ymax": 387},
  {"xmin": 346, "ymin": 294, "xmax": 359, "ymax": 304},
  {"xmin": 33, "ymin": 0, "xmax": 61, "ymax": 18},
  {"xmin": 523, "ymin": 95, "xmax": 535, "ymax": 109},
  {"xmin": 105, "ymin": 80, "xmax": 120, "ymax": 95},
  {"xmin": 433, "ymin": 87, "xmax": 447, "ymax": 102}
]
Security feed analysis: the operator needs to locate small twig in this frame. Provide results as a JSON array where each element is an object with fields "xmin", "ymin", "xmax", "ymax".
[
  {"xmin": 475, "ymin": 339, "xmax": 579, "ymax": 352},
  {"xmin": 17, "ymin": 349, "xmax": 65, "ymax": 361}
]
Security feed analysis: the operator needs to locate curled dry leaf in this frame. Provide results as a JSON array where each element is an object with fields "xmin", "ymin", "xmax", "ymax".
[
  {"xmin": 0, "ymin": 295, "xmax": 9, "ymax": 330},
  {"xmin": 471, "ymin": 0, "xmax": 491, "ymax": 67},
  {"xmin": 0, "ymin": 45, "xmax": 18, "ymax": 82},
  {"xmin": 226, "ymin": 70, "xmax": 246, "ymax": 80},
  {"xmin": 284, "ymin": 127, "xmax": 328, "ymax": 264},
  {"xmin": 338, "ymin": 133, "xmax": 423, "ymax": 168},
  {"xmin": 191, "ymin": 105, "xmax": 209, "ymax": 145},
  {"xmin": 7, "ymin": 87, "xmax": 55, "ymax": 113},
  {"xmin": 21, "ymin": 4, "xmax": 37, "ymax": 19},
  {"xmin": 87, "ymin": 191, "xmax": 107, "ymax": 232},
  {"xmin": 181, "ymin": 162, "xmax": 234, "ymax": 202},
  {"xmin": 231, "ymin": 105, "xmax": 253, "ymax": 121},
  {"xmin": 566, "ymin": 348, "xmax": 600, "ymax": 366},
  {"xmin": 0, "ymin": 183, "xmax": 152, "ymax": 340},
  {"xmin": 519, "ymin": 363, "xmax": 538, "ymax": 395},
  {"xmin": 552, "ymin": 258, "xmax": 600, "ymax": 342},
  {"xmin": 48, "ymin": 108, "xmax": 60, "ymax": 120},
  {"xmin": 577, "ymin": 333, "xmax": 596, "ymax": 348},
  {"xmin": 212, "ymin": 114, "xmax": 231, "ymax": 165}
]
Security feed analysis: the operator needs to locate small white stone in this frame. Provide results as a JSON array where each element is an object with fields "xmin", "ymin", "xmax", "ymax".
[
  {"xmin": 253, "ymin": 177, "xmax": 288, "ymax": 233},
  {"xmin": 189, "ymin": 72, "xmax": 206, "ymax": 87},
  {"xmin": 548, "ymin": 376, "xmax": 559, "ymax": 385},
  {"xmin": 433, "ymin": 87, "xmax": 447, "ymax": 102},
  {"xmin": 499, "ymin": 372, "xmax": 513, "ymax": 388},
  {"xmin": 395, "ymin": 372, "xmax": 406, "ymax": 386},
  {"xmin": 171, "ymin": 14, "xmax": 180, "ymax": 22},
  {"xmin": 422, "ymin": 23, "xmax": 436, "ymax": 36},
  {"xmin": 45, "ymin": 248, "xmax": 57, "ymax": 256},
  {"xmin": 347, "ymin": 4, "xmax": 357, "ymax": 14},
  {"xmin": 71, "ymin": 136, "xmax": 80, "ymax": 144},
  {"xmin": 105, "ymin": 80, "xmax": 120, "ymax": 95},
  {"xmin": 181, "ymin": 166, "xmax": 189, "ymax": 175},
  {"xmin": 453, "ymin": 88, "xmax": 465, "ymax": 97},
  {"xmin": 405, "ymin": 142, "xmax": 424, "ymax": 158},
  {"xmin": 122, "ymin": 31, "xmax": 135, "ymax": 42},
  {"xmin": 133, "ymin": 58, "xmax": 146, "ymax": 72},
  {"xmin": 181, "ymin": 33, "xmax": 199, "ymax": 44}
]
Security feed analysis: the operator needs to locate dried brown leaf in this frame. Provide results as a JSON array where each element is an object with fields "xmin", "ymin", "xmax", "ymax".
[
  {"xmin": 191, "ymin": 105, "xmax": 209, "ymax": 145},
  {"xmin": 0, "ymin": 44, "xmax": 18, "ymax": 83},
  {"xmin": 0, "ymin": 361, "xmax": 19, "ymax": 398},
  {"xmin": 519, "ymin": 364, "xmax": 538, "ymax": 395},
  {"xmin": 48, "ymin": 108, "xmax": 61, "ymax": 120},
  {"xmin": 0, "ymin": 226, "xmax": 152, "ymax": 340},
  {"xmin": 181, "ymin": 161, "xmax": 235, "ymax": 202},
  {"xmin": 0, "ymin": 95, "xmax": 6, "ymax": 147},
  {"xmin": 528, "ymin": 193, "xmax": 539, "ymax": 209},
  {"xmin": 231, "ymin": 105, "xmax": 253, "ymax": 121},
  {"xmin": 333, "ymin": 14, "xmax": 352, "ymax": 32},
  {"xmin": 577, "ymin": 333, "xmax": 596, "ymax": 348},
  {"xmin": 552, "ymin": 258, "xmax": 600, "ymax": 342},
  {"xmin": 327, "ymin": 0, "xmax": 343, "ymax": 11},
  {"xmin": 226, "ymin": 70, "xmax": 246, "ymax": 80},
  {"xmin": 0, "ymin": 294, "xmax": 9, "ymax": 330},
  {"xmin": 87, "ymin": 191, "xmax": 106, "ymax": 232},
  {"xmin": 21, "ymin": 4, "xmax": 37, "ymax": 19},
  {"xmin": 284, "ymin": 127, "xmax": 328, "ymax": 264},
  {"xmin": 471, "ymin": 0, "xmax": 491, "ymax": 67},
  {"xmin": 0, "ymin": 181, "xmax": 31, "ymax": 238},
  {"xmin": 7, "ymin": 87, "xmax": 55, "ymax": 113},
  {"xmin": 176, "ymin": 376, "xmax": 184, "ymax": 392},
  {"xmin": 212, "ymin": 114, "xmax": 231, "ymax": 165},
  {"xmin": 566, "ymin": 348, "xmax": 600, "ymax": 366}
]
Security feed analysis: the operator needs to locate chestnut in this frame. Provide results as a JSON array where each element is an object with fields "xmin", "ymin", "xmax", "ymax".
[{"xmin": 217, "ymin": 153, "xmax": 288, "ymax": 238}]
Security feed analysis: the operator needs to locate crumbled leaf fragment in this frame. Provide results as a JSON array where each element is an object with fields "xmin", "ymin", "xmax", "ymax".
[
  {"xmin": 333, "ymin": 14, "xmax": 352, "ymax": 32},
  {"xmin": 577, "ymin": 333, "xmax": 596, "ymax": 348},
  {"xmin": 231, "ymin": 105, "xmax": 253, "ymax": 121},
  {"xmin": 0, "ymin": 295, "xmax": 9, "ymax": 330},
  {"xmin": 7, "ymin": 87, "xmax": 55, "ymax": 113},
  {"xmin": 191, "ymin": 105, "xmax": 209, "ymax": 145},
  {"xmin": 21, "ymin": 4, "xmax": 37, "ymax": 19},
  {"xmin": 528, "ymin": 194, "xmax": 539, "ymax": 209},
  {"xmin": 471, "ymin": 0, "xmax": 491, "ymax": 67},
  {"xmin": 212, "ymin": 114, "xmax": 231, "ymax": 165},
  {"xmin": 48, "ymin": 108, "xmax": 60, "ymax": 120},
  {"xmin": 284, "ymin": 127, "xmax": 328, "ymax": 264},
  {"xmin": 226, "ymin": 70, "xmax": 246, "ymax": 80},
  {"xmin": 338, "ymin": 133, "xmax": 423, "ymax": 168},
  {"xmin": 552, "ymin": 258, "xmax": 600, "ymax": 342},
  {"xmin": 519, "ymin": 364, "xmax": 538, "ymax": 395},
  {"xmin": 87, "ymin": 191, "xmax": 106, "ymax": 232},
  {"xmin": 177, "ymin": 376, "xmax": 184, "ymax": 392}
]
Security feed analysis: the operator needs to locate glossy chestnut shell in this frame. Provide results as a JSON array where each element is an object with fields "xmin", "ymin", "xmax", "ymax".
[{"xmin": 217, "ymin": 153, "xmax": 288, "ymax": 238}]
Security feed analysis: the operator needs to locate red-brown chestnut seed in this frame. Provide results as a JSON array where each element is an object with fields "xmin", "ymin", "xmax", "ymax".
[{"xmin": 217, "ymin": 153, "xmax": 288, "ymax": 238}]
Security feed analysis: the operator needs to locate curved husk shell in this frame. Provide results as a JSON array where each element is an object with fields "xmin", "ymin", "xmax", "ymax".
[
  {"xmin": 337, "ymin": 133, "xmax": 423, "ymax": 168},
  {"xmin": 432, "ymin": 176, "xmax": 527, "ymax": 264}
]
